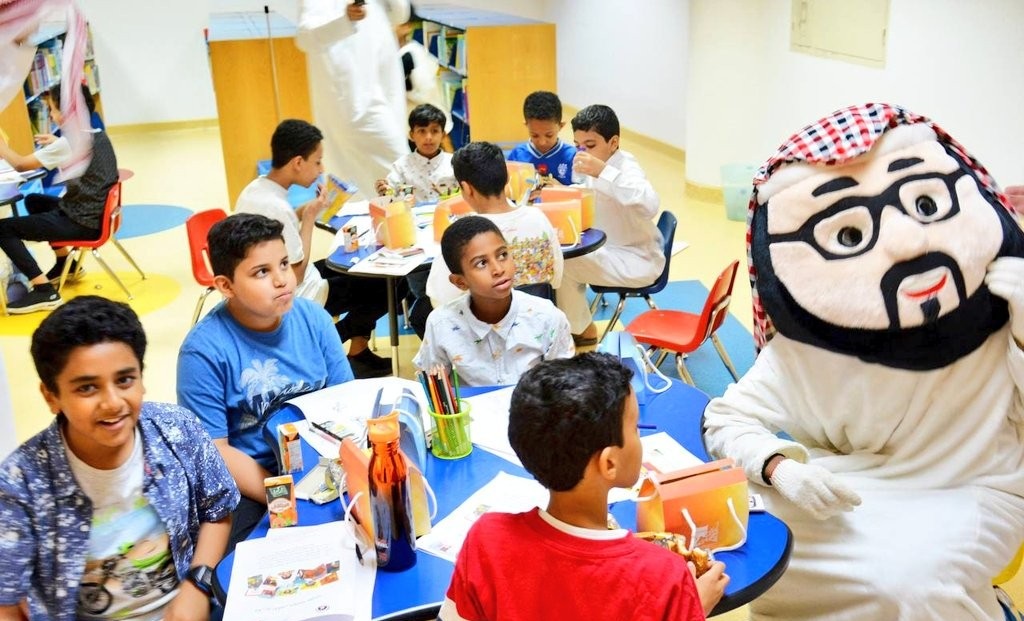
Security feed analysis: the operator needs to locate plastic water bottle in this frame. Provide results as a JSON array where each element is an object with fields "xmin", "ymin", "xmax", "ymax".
[{"xmin": 367, "ymin": 413, "xmax": 417, "ymax": 571}]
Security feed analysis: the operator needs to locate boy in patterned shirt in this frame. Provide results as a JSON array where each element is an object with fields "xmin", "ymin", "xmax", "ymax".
[
  {"xmin": 426, "ymin": 141, "xmax": 563, "ymax": 309},
  {"xmin": 0, "ymin": 296, "xmax": 239, "ymax": 621},
  {"xmin": 414, "ymin": 215, "xmax": 573, "ymax": 386}
]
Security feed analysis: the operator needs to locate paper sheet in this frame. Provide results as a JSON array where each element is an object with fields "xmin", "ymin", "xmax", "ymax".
[
  {"xmin": 225, "ymin": 521, "xmax": 375, "ymax": 621},
  {"xmin": 463, "ymin": 386, "xmax": 519, "ymax": 465},
  {"xmin": 417, "ymin": 471, "xmax": 548, "ymax": 563}
]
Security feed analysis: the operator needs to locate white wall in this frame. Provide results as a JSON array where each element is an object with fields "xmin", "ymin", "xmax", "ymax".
[
  {"xmin": 547, "ymin": 0, "xmax": 689, "ymax": 150},
  {"xmin": 79, "ymin": 0, "xmax": 217, "ymax": 126},
  {"xmin": 685, "ymin": 0, "xmax": 1024, "ymax": 187}
]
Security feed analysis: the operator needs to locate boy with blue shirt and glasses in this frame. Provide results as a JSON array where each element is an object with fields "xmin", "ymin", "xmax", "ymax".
[
  {"xmin": 414, "ymin": 215, "xmax": 573, "ymax": 387},
  {"xmin": 0, "ymin": 296, "xmax": 239, "ymax": 621},
  {"xmin": 507, "ymin": 91, "xmax": 576, "ymax": 186},
  {"xmin": 177, "ymin": 213, "xmax": 353, "ymax": 547}
]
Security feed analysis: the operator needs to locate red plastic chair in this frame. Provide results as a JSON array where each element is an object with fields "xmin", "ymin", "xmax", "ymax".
[
  {"xmin": 624, "ymin": 260, "xmax": 741, "ymax": 386},
  {"xmin": 52, "ymin": 182, "xmax": 147, "ymax": 299},
  {"xmin": 186, "ymin": 208, "xmax": 227, "ymax": 325}
]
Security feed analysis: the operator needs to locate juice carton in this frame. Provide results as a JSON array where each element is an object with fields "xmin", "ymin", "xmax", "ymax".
[{"xmin": 265, "ymin": 474, "xmax": 298, "ymax": 528}]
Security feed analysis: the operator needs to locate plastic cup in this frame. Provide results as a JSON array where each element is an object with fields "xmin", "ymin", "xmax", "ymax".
[{"xmin": 429, "ymin": 400, "xmax": 472, "ymax": 459}]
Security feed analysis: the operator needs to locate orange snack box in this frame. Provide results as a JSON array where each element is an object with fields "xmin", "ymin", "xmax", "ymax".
[{"xmin": 265, "ymin": 474, "xmax": 298, "ymax": 528}]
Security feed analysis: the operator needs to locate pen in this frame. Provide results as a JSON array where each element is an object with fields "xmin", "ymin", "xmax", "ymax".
[{"xmin": 637, "ymin": 424, "xmax": 657, "ymax": 430}]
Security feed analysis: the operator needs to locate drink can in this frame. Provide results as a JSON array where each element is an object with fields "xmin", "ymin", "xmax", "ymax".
[{"xmin": 343, "ymin": 224, "xmax": 359, "ymax": 252}]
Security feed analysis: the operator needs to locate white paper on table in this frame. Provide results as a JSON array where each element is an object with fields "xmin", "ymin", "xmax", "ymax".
[
  {"xmin": 607, "ymin": 432, "xmax": 705, "ymax": 504},
  {"xmin": 463, "ymin": 386, "xmax": 520, "ymax": 465},
  {"xmin": 225, "ymin": 521, "xmax": 375, "ymax": 621},
  {"xmin": 417, "ymin": 471, "xmax": 548, "ymax": 563},
  {"xmin": 286, "ymin": 377, "xmax": 430, "ymax": 440},
  {"xmin": 348, "ymin": 247, "xmax": 428, "ymax": 276},
  {"xmin": 338, "ymin": 198, "xmax": 370, "ymax": 216}
]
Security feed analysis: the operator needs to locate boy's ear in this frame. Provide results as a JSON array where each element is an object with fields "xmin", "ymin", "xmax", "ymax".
[
  {"xmin": 595, "ymin": 446, "xmax": 620, "ymax": 483},
  {"xmin": 408, "ymin": 129, "xmax": 416, "ymax": 141},
  {"xmin": 213, "ymin": 274, "xmax": 235, "ymax": 298},
  {"xmin": 458, "ymin": 180, "xmax": 474, "ymax": 199},
  {"xmin": 609, "ymin": 135, "xmax": 620, "ymax": 151},
  {"xmin": 449, "ymin": 273, "xmax": 469, "ymax": 291},
  {"xmin": 40, "ymin": 381, "xmax": 60, "ymax": 415}
]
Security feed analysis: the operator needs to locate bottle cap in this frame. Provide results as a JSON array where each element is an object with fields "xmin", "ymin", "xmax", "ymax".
[{"xmin": 367, "ymin": 411, "xmax": 400, "ymax": 444}]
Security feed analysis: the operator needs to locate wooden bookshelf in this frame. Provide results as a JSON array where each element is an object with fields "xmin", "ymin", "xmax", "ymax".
[
  {"xmin": 416, "ymin": 5, "xmax": 556, "ymax": 149},
  {"xmin": 207, "ymin": 12, "xmax": 312, "ymax": 207}
]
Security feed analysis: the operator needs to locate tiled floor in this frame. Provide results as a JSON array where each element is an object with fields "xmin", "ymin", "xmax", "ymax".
[{"xmin": 2, "ymin": 124, "xmax": 1020, "ymax": 618}]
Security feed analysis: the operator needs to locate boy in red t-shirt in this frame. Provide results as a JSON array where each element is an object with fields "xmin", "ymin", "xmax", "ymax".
[{"xmin": 439, "ymin": 352, "xmax": 728, "ymax": 620}]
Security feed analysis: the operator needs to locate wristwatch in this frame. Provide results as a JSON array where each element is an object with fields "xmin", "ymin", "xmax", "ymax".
[{"xmin": 187, "ymin": 564, "xmax": 214, "ymax": 597}]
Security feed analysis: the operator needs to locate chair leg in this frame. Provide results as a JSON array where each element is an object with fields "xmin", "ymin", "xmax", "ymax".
[
  {"xmin": 401, "ymin": 296, "xmax": 411, "ymax": 331},
  {"xmin": 711, "ymin": 334, "xmax": 741, "ymax": 381},
  {"xmin": 56, "ymin": 248, "xmax": 84, "ymax": 293},
  {"xmin": 654, "ymin": 349, "xmax": 669, "ymax": 368},
  {"xmin": 675, "ymin": 354, "xmax": 695, "ymax": 385},
  {"xmin": 91, "ymin": 249, "xmax": 133, "ymax": 300},
  {"xmin": 112, "ymin": 239, "xmax": 146, "ymax": 280},
  {"xmin": 0, "ymin": 279, "xmax": 7, "ymax": 316},
  {"xmin": 599, "ymin": 295, "xmax": 627, "ymax": 342},
  {"xmin": 193, "ymin": 287, "xmax": 215, "ymax": 326},
  {"xmin": 644, "ymin": 294, "xmax": 658, "ymax": 310},
  {"xmin": 589, "ymin": 291, "xmax": 604, "ymax": 315}
]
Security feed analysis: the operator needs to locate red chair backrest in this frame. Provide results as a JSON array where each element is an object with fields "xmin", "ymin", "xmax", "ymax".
[
  {"xmin": 698, "ymin": 260, "xmax": 740, "ymax": 343},
  {"xmin": 53, "ymin": 182, "xmax": 121, "ymax": 249},
  {"xmin": 186, "ymin": 208, "xmax": 227, "ymax": 287}
]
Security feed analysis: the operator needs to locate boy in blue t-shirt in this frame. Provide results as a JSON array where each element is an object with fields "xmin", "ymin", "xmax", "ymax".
[
  {"xmin": 177, "ymin": 213, "xmax": 353, "ymax": 546},
  {"xmin": 506, "ymin": 91, "xmax": 577, "ymax": 186}
]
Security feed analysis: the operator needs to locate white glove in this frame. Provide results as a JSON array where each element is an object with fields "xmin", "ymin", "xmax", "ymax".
[
  {"xmin": 985, "ymin": 257, "xmax": 1024, "ymax": 346},
  {"xmin": 770, "ymin": 459, "xmax": 861, "ymax": 521}
]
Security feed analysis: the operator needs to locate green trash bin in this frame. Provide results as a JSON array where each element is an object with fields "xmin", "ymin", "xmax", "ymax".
[{"xmin": 721, "ymin": 164, "xmax": 757, "ymax": 222}]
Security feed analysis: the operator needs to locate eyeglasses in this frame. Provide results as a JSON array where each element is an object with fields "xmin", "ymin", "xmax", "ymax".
[{"xmin": 767, "ymin": 169, "xmax": 967, "ymax": 261}]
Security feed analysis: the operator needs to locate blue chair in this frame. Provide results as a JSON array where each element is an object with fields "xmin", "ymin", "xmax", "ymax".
[{"xmin": 589, "ymin": 210, "xmax": 678, "ymax": 342}]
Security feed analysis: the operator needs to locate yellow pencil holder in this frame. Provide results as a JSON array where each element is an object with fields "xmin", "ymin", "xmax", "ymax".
[{"xmin": 429, "ymin": 400, "xmax": 472, "ymax": 459}]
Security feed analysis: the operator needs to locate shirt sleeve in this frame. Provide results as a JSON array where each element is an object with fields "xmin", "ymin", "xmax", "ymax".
[
  {"xmin": 506, "ymin": 144, "xmax": 529, "ymax": 163},
  {"xmin": 176, "ymin": 340, "xmax": 230, "ymax": 440},
  {"xmin": 34, "ymin": 136, "xmax": 72, "ymax": 170},
  {"xmin": 413, "ymin": 313, "xmax": 445, "ymax": 372},
  {"xmin": 386, "ymin": 158, "xmax": 404, "ymax": 189},
  {"xmin": 313, "ymin": 303, "xmax": 353, "ymax": 385},
  {"xmin": 168, "ymin": 405, "xmax": 241, "ymax": 522},
  {"xmin": 236, "ymin": 197, "xmax": 305, "ymax": 264},
  {"xmin": 0, "ymin": 462, "xmax": 36, "ymax": 606},
  {"xmin": 545, "ymin": 307, "xmax": 575, "ymax": 361},
  {"xmin": 594, "ymin": 155, "xmax": 660, "ymax": 220}
]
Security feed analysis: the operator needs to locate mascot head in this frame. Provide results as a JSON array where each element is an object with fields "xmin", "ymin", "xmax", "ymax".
[{"xmin": 749, "ymin": 103, "xmax": 1024, "ymax": 370}]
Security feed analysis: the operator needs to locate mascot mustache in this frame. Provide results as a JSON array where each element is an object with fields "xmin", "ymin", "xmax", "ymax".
[{"xmin": 880, "ymin": 252, "xmax": 966, "ymax": 328}]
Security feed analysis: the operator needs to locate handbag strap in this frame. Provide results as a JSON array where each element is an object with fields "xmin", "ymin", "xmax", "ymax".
[
  {"xmin": 634, "ymin": 342, "xmax": 672, "ymax": 394},
  {"xmin": 680, "ymin": 495, "xmax": 748, "ymax": 553}
]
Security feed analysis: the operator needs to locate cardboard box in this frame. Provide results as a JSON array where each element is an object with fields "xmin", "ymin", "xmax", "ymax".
[
  {"xmin": 277, "ymin": 422, "xmax": 304, "ymax": 474},
  {"xmin": 265, "ymin": 474, "xmax": 298, "ymax": 528}
]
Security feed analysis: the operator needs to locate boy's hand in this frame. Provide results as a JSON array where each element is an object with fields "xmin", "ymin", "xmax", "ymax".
[
  {"xmin": 692, "ymin": 560, "xmax": 729, "ymax": 615},
  {"xmin": 162, "ymin": 582, "xmax": 210, "ymax": 621},
  {"xmin": 33, "ymin": 133, "xmax": 57, "ymax": 146},
  {"xmin": 298, "ymin": 184, "xmax": 327, "ymax": 222},
  {"xmin": 572, "ymin": 151, "xmax": 605, "ymax": 179},
  {"xmin": 375, "ymin": 178, "xmax": 391, "ymax": 196}
]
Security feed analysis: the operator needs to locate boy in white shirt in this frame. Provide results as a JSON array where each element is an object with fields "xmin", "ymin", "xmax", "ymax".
[
  {"xmin": 236, "ymin": 119, "xmax": 391, "ymax": 378},
  {"xmin": 426, "ymin": 141, "xmax": 563, "ymax": 309},
  {"xmin": 375, "ymin": 103, "xmax": 456, "ymax": 202},
  {"xmin": 557, "ymin": 104, "xmax": 664, "ymax": 346},
  {"xmin": 414, "ymin": 215, "xmax": 573, "ymax": 387}
]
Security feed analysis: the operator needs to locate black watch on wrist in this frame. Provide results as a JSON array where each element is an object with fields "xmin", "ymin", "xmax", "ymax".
[{"xmin": 187, "ymin": 564, "xmax": 214, "ymax": 597}]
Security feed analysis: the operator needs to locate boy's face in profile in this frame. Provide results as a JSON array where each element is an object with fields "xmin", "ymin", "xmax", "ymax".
[
  {"xmin": 40, "ymin": 342, "xmax": 145, "ymax": 470},
  {"xmin": 410, "ymin": 122, "xmax": 445, "ymax": 157},
  {"xmin": 449, "ymin": 231, "xmax": 515, "ymax": 302},
  {"xmin": 296, "ymin": 143, "xmax": 324, "ymax": 189},
  {"xmin": 216, "ymin": 238, "xmax": 296, "ymax": 331},
  {"xmin": 615, "ymin": 387, "xmax": 643, "ymax": 488},
  {"xmin": 574, "ymin": 129, "xmax": 619, "ymax": 163},
  {"xmin": 526, "ymin": 118, "xmax": 562, "ymax": 155}
]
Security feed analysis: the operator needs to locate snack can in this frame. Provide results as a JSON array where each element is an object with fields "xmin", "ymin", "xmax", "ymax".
[
  {"xmin": 343, "ymin": 224, "xmax": 359, "ymax": 252},
  {"xmin": 265, "ymin": 474, "xmax": 298, "ymax": 528}
]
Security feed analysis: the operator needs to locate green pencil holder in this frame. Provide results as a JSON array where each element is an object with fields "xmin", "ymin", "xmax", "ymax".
[{"xmin": 429, "ymin": 400, "xmax": 472, "ymax": 459}]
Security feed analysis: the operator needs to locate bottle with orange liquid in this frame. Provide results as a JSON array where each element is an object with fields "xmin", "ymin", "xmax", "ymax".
[{"xmin": 367, "ymin": 413, "xmax": 417, "ymax": 571}]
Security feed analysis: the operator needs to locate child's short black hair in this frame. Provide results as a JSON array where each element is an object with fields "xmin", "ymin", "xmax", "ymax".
[
  {"xmin": 509, "ymin": 353, "xmax": 634, "ymax": 491},
  {"xmin": 440, "ymin": 215, "xmax": 505, "ymax": 275},
  {"xmin": 271, "ymin": 119, "xmax": 323, "ymax": 168},
  {"xmin": 208, "ymin": 213, "xmax": 285, "ymax": 279},
  {"xmin": 523, "ymin": 91, "xmax": 562, "ymax": 123},
  {"xmin": 452, "ymin": 141, "xmax": 508, "ymax": 198},
  {"xmin": 571, "ymin": 104, "xmax": 620, "ymax": 142},
  {"xmin": 31, "ymin": 296, "xmax": 147, "ymax": 394},
  {"xmin": 44, "ymin": 83, "xmax": 95, "ymax": 115},
  {"xmin": 408, "ymin": 103, "xmax": 447, "ymax": 130}
]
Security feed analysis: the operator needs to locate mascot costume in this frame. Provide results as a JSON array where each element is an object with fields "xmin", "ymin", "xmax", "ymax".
[{"xmin": 704, "ymin": 103, "xmax": 1024, "ymax": 620}]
